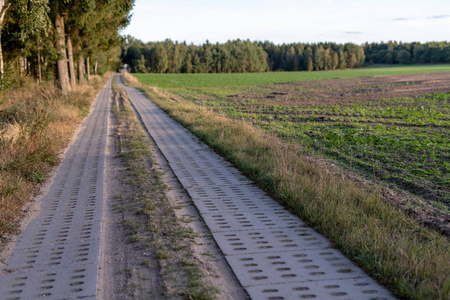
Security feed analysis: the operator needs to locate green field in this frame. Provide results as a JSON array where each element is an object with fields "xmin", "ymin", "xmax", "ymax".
[
  {"xmin": 135, "ymin": 66, "xmax": 450, "ymax": 208},
  {"xmin": 135, "ymin": 65, "xmax": 450, "ymax": 88}
]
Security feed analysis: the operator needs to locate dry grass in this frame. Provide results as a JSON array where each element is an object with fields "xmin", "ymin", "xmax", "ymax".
[
  {"xmin": 112, "ymin": 75, "xmax": 217, "ymax": 299},
  {"xmin": 122, "ymin": 71, "xmax": 450, "ymax": 300},
  {"xmin": 0, "ymin": 76, "xmax": 107, "ymax": 237}
]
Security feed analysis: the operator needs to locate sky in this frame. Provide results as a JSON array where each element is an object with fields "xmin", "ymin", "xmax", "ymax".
[{"xmin": 121, "ymin": 0, "xmax": 450, "ymax": 45}]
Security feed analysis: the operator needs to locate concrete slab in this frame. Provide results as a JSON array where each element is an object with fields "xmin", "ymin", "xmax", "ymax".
[
  {"xmin": 0, "ymin": 263, "xmax": 98, "ymax": 300},
  {"xmin": 202, "ymin": 210, "xmax": 306, "ymax": 232},
  {"xmin": 185, "ymin": 183, "xmax": 270, "ymax": 200},
  {"xmin": 246, "ymin": 277, "xmax": 392, "ymax": 300},
  {"xmin": 9, "ymin": 220, "xmax": 102, "ymax": 251},
  {"xmin": 213, "ymin": 227, "xmax": 330, "ymax": 255},
  {"xmin": 6, "ymin": 238, "xmax": 101, "ymax": 273},
  {"xmin": 225, "ymin": 249, "xmax": 368, "ymax": 286},
  {"xmin": 190, "ymin": 196, "xmax": 285, "ymax": 214}
]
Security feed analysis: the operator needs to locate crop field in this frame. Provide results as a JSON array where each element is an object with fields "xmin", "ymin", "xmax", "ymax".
[
  {"xmin": 139, "ymin": 69, "xmax": 450, "ymax": 212},
  {"xmin": 135, "ymin": 64, "xmax": 450, "ymax": 88}
]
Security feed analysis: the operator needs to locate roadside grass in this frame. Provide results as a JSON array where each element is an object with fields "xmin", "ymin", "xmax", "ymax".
[
  {"xmin": 134, "ymin": 64, "xmax": 450, "ymax": 88},
  {"xmin": 111, "ymin": 75, "xmax": 217, "ymax": 299},
  {"xmin": 122, "ymin": 71, "xmax": 450, "ymax": 300},
  {"xmin": 0, "ymin": 76, "xmax": 105, "ymax": 237}
]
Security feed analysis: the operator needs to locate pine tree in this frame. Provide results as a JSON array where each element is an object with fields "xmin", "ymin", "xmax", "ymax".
[
  {"xmin": 154, "ymin": 44, "xmax": 168, "ymax": 73},
  {"xmin": 338, "ymin": 48, "xmax": 347, "ymax": 69}
]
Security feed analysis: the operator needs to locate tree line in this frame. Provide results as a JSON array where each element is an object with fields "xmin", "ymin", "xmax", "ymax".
[
  {"xmin": 122, "ymin": 38, "xmax": 268, "ymax": 74},
  {"xmin": 122, "ymin": 38, "xmax": 450, "ymax": 74},
  {"xmin": 121, "ymin": 38, "xmax": 366, "ymax": 73},
  {"xmin": 0, "ymin": 0, "xmax": 134, "ymax": 93},
  {"xmin": 262, "ymin": 41, "xmax": 365, "ymax": 71},
  {"xmin": 363, "ymin": 41, "xmax": 450, "ymax": 64}
]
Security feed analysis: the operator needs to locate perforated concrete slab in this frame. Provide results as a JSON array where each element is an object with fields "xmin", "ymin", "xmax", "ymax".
[
  {"xmin": 225, "ymin": 249, "xmax": 368, "ymax": 286},
  {"xmin": 213, "ymin": 227, "xmax": 330, "ymax": 255},
  {"xmin": 0, "ymin": 77, "xmax": 112, "ymax": 300},
  {"xmin": 0, "ymin": 264, "xmax": 98, "ymax": 299},
  {"xmin": 246, "ymin": 277, "xmax": 392, "ymax": 300},
  {"xmin": 8, "ymin": 219, "xmax": 101, "ymax": 252},
  {"xmin": 6, "ymin": 237, "xmax": 101, "ymax": 271},
  {"xmin": 169, "ymin": 163, "xmax": 250, "ymax": 187},
  {"xmin": 185, "ymin": 184, "xmax": 270, "ymax": 200},
  {"xmin": 202, "ymin": 210, "xmax": 305, "ymax": 232},
  {"xmin": 118, "ymin": 75, "xmax": 395, "ymax": 300},
  {"xmin": 162, "ymin": 145, "xmax": 232, "ymax": 168},
  {"xmin": 191, "ymin": 196, "xmax": 285, "ymax": 214}
]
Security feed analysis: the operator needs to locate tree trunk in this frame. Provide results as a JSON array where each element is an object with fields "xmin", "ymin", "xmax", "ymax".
[
  {"xmin": 77, "ymin": 45, "xmax": 86, "ymax": 85},
  {"xmin": 0, "ymin": 1, "xmax": 11, "ymax": 79},
  {"xmin": 86, "ymin": 57, "xmax": 90, "ymax": 81},
  {"xmin": 0, "ymin": 30, "xmax": 3, "ymax": 79},
  {"xmin": 37, "ymin": 39, "xmax": 42, "ymax": 82},
  {"xmin": 55, "ymin": 12, "xmax": 70, "ymax": 94},
  {"xmin": 94, "ymin": 60, "xmax": 97, "ymax": 75},
  {"xmin": 18, "ymin": 57, "xmax": 25, "ymax": 76},
  {"xmin": 67, "ymin": 35, "xmax": 76, "ymax": 88}
]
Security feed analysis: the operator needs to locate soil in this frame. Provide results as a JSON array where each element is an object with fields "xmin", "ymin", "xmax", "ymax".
[
  {"xmin": 234, "ymin": 72, "xmax": 450, "ymax": 106},
  {"xmin": 98, "ymin": 105, "xmax": 164, "ymax": 299}
]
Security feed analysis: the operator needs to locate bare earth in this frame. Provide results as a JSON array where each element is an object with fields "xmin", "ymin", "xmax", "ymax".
[{"xmin": 233, "ymin": 72, "xmax": 450, "ymax": 106}]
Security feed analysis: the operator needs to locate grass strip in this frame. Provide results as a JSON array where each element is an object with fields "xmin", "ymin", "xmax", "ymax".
[
  {"xmin": 134, "ymin": 64, "xmax": 450, "ymax": 88},
  {"xmin": 122, "ymin": 71, "xmax": 450, "ymax": 300},
  {"xmin": 0, "ymin": 76, "xmax": 107, "ymax": 238},
  {"xmin": 112, "ymin": 75, "xmax": 217, "ymax": 299}
]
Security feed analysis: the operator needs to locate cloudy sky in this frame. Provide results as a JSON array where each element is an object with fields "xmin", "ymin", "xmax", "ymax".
[{"xmin": 121, "ymin": 0, "xmax": 450, "ymax": 45}]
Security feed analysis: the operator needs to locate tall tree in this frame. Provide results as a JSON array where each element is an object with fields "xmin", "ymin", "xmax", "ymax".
[
  {"xmin": 77, "ymin": 44, "xmax": 86, "ymax": 84},
  {"xmin": 0, "ymin": 0, "xmax": 133, "ymax": 89},
  {"xmin": 0, "ymin": 0, "xmax": 11, "ymax": 78},
  {"xmin": 154, "ymin": 44, "xmax": 168, "ymax": 73},
  {"xmin": 49, "ymin": 0, "xmax": 72, "ymax": 93},
  {"xmin": 0, "ymin": 0, "xmax": 49, "ymax": 79},
  {"xmin": 81, "ymin": 0, "xmax": 133, "ymax": 77},
  {"xmin": 64, "ymin": 0, "xmax": 96, "ymax": 86},
  {"xmin": 54, "ymin": 11, "xmax": 70, "ymax": 93}
]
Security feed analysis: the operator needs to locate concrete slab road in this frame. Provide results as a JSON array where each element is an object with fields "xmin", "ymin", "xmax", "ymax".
[{"xmin": 0, "ymin": 76, "xmax": 113, "ymax": 300}]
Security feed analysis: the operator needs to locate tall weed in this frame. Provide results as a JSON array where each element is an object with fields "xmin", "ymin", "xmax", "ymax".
[{"xmin": 0, "ymin": 77, "xmax": 104, "ymax": 236}]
